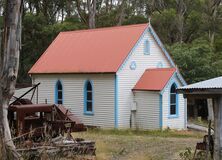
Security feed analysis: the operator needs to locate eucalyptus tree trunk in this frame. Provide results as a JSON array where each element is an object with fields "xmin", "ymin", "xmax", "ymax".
[
  {"xmin": 75, "ymin": 0, "xmax": 88, "ymax": 26},
  {"xmin": 205, "ymin": 0, "xmax": 222, "ymax": 45},
  {"xmin": 176, "ymin": 0, "xmax": 187, "ymax": 43},
  {"xmin": 0, "ymin": 0, "xmax": 23, "ymax": 159},
  {"xmin": 117, "ymin": 0, "xmax": 126, "ymax": 26},
  {"xmin": 87, "ymin": 0, "xmax": 96, "ymax": 29},
  {"xmin": 66, "ymin": 0, "xmax": 72, "ymax": 18}
]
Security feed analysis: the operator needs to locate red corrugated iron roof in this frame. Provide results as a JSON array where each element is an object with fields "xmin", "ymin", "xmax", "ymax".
[
  {"xmin": 29, "ymin": 23, "xmax": 148, "ymax": 74},
  {"xmin": 133, "ymin": 68, "xmax": 176, "ymax": 91}
]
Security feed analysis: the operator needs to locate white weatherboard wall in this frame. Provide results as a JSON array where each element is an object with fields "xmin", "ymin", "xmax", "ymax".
[
  {"xmin": 13, "ymin": 87, "xmax": 37, "ymax": 104},
  {"xmin": 32, "ymin": 74, "xmax": 115, "ymax": 128},
  {"xmin": 162, "ymin": 75, "xmax": 186, "ymax": 129},
  {"xmin": 117, "ymin": 28, "xmax": 171, "ymax": 128},
  {"xmin": 133, "ymin": 91, "xmax": 160, "ymax": 130}
]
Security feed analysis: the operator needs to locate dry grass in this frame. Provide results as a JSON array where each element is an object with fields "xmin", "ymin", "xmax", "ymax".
[{"xmin": 72, "ymin": 129, "xmax": 204, "ymax": 160}]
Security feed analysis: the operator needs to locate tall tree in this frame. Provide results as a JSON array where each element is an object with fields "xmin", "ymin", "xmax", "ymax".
[
  {"xmin": 87, "ymin": 0, "xmax": 96, "ymax": 28},
  {"xmin": 66, "ymin": 0, "xmax": 74, "ymax": 18},
  {"xmin": 176, "ymin": 0, "xmax": 187, "ymax": 43},
  {"xmin": 204, "ymin": 0, "xmax": 222, "ymax": 44},
  {"xmin": 75, "ymin": 0, "xmax": 88, "ymax": 26},
  {"xmin": 0, "ymin": 0, "xmax": 23, "ymax": 159},
  {"xmin": 117, "ymin": 0, "xmax": 126, "ymax": 26}
]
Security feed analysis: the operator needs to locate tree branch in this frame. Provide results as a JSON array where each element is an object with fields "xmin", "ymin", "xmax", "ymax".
[{"xmin": 75, "ymin": 0, "xmax": 88, "ymax": 26}]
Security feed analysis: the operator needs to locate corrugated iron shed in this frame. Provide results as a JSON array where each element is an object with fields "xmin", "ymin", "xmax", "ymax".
[
  {"xmin": 176, "ymin": 76, "xmax": 222, "ymax": 159},
  {"xmin": 133, "ymin": 68, "xmax": 176, "ymax": 91},
  {"xmin": 178, "ymin": 76, "xmax": 222, "ymax": 90}
]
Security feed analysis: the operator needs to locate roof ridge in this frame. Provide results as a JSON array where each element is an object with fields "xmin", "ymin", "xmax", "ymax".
[{"xmin": 61, "ymin": 23, "xmax": 148, "ymax": 34}]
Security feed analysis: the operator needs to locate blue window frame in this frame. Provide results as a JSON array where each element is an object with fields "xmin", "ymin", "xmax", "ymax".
[
  {"xmin": 144, "ymin": 39, "xmax": 150, "ymax": 55},
  {"xmin": 169, "ymin": 83, "xmax": 178, "ymax": 117},
  {"xmin": 157, "ymin": 62, "xmax": 163, "ymax": 68},
  {"xmin": 55, "ymin": 80, "xmax": 63, "ymax": 104},
  {"xmin": 84, "ymin": 80, "xmax": 94, "ymax": 115},
  {"xmin": 130, "ymin": 61, "xmax": 137, "ymax": 70}
]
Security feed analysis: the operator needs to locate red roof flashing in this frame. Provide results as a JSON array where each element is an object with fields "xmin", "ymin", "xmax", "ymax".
[
  {"xmin": 133, "ymin": 68, "xmax": 176, "ymax": 91},
  {"xmin": 29, "ymin": 23, "xmax": 148, "ymax": 74}
]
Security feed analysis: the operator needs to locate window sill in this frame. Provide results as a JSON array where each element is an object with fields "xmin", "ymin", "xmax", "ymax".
[
  {"xmin": 84, "ymin": 112, "xmax": 94, "ymax": 116},
  {"xmin": 168, "ymin": 115, "xmax": 179, "ymax": 119}
]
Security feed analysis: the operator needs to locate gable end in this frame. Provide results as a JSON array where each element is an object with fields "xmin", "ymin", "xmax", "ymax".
[{"xmin": 148, "ymin": 26, "xmax": 176, "ymax": 68}]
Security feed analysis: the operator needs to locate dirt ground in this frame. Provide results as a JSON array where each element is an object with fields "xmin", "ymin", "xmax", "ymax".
[{"xmin": 72, "ymin": 129, "xmax": 204, "ymax": 160}]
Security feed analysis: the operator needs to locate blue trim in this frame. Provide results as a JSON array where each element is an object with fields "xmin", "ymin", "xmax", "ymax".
[
  {"xmin": 148, "ymin": 26, "xmax": 175, "ymax": 67},
  {"xmin": 55, "ymin": 80, "xmax": 63, "ymax": 104},
  {"xmin": 84, "ymin": 80, "xmax": 94, "ymax": 115},
  {"xmin": 157, "ymin": 62, "xmax": 163, "ymax": 68},
  {"xmin": 159, "ymin": 94, "xmax": 163, "ymax": 129},
  {"xmin": 176, "ymin": 72, "xmax": 187, "ymax": 86},
  {"xmin": 130, "ymin": 61, "xmax": 137, "ymax": 70},
  {"xmin": 168, "ymin": 115, "xmax": 179, "ymax": 119},
  {"xmin": 148, "ymin": 25, "xmax": 187, "ymax": 86},
  {"xmin": 84, "ymin": 112, "xmax": 94, "ymax": 116},
  {"xmin": 114, "ymin": 75, "xmax": 118, "ymax": 128},
  {"xmin": 160, "ymin": 72, "xmax": 176, "ymax": 95},
  {"xmin": 144, "ymin": 39, "xmax": 150, "ymax": 55},
  {"xmin": 117, "ymin": 27, "xmax": 148, "ymax": 72},
  {"xmin": 168, "ymin": 83, "xmax": 179, "ymax": 119},
  {"xmin": 116, "ymin": 25, "xmax": 186, "ymax": 85}
]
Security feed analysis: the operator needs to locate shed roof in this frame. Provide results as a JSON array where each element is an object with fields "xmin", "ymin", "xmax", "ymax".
[
  {"xmin": 29, "ymin": 23, "xmax": 148, "ymax": 74},
  {"xmin": 133, "ymin": 68, "xmax": 176, "ymax": 91},
  {"xmin": 178, "ymin": 76, "xmax": 222, "ymax": 90}
]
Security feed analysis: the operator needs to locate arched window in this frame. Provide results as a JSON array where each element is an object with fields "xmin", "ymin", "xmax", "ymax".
[
  {"xmin": 144, "ymin": 39, "xmax": 150, "ymax": 55},
  {"xmin": 170, "ymin": 83, "xmax": 178, "ymax": 116},
  {"xmin": 55, "ymin": 80, "xmax": 63, "ymax": 104},
  {"xmin": 84, "ymin": 80, "xmax": 93, "ymax": 114}
]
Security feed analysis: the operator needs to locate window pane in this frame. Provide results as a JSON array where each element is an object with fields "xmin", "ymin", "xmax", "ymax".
[
  {"xmin": 170, "ymin": 94, "xmax": 176, "ymax": 104},
  {"xmin": 58, "ymin": 100, "xmax": 62, "ymax": 104},
  {"xmin": 56, "ymin": 81, "xmax": 63, "ymax": 104},
  {"xmin": 144, "ymin": 40, "xmax": 150, "ymax": 54},
  {"xmin": 87, "ymin": 82, "xmax": 92, "ymax": 90},
  {"xmin": 170, "ymin": 85, "xmax": 176, "ymax": 93},
  {"xmin": 57, "ymin": 82, "xmax": 62, "ymax": 90},
  {"xmin": 87, "ymin": 92, "xmax": 92, "ymax": 100},
  {"xmin": 85, "ymin": 81, "xmax": 93, "ymax": 112},
  {"xmin": 170, "ymin": 105, "xmax": 176, "ymax": 115},
  {"xmin": 87, "ymin": 102, "xmax": 92, "ymax": 111},
  {"xmin": 58, "ymin": 91, "xmax": 62, "ymax": 99}
]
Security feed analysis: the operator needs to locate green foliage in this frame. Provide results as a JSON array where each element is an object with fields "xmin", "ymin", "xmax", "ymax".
[
  {"xmin": 123, "ymin": 15, "xmax": 147, "ymax": 25},
  {"xmin": 96, "ymin": 10, "xmax": 119, "ymax": 27},
  {"xmin": 168, "ymin": 39, "xmax": 222, "ymax": 83},
  {"xmin": 8, "ymin": 0, "xmax": 222, "ymax": 83},
  {"xmin": 183, "ymin": 11, "xmax": 203, "ymax": 43},
  {"xmin": 152, "ymin": 9, "xmax": 177, "ymax": 44},
  {"xmin": 18, "ymin": 13, "xmax": 86, "ymax": 83}
]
